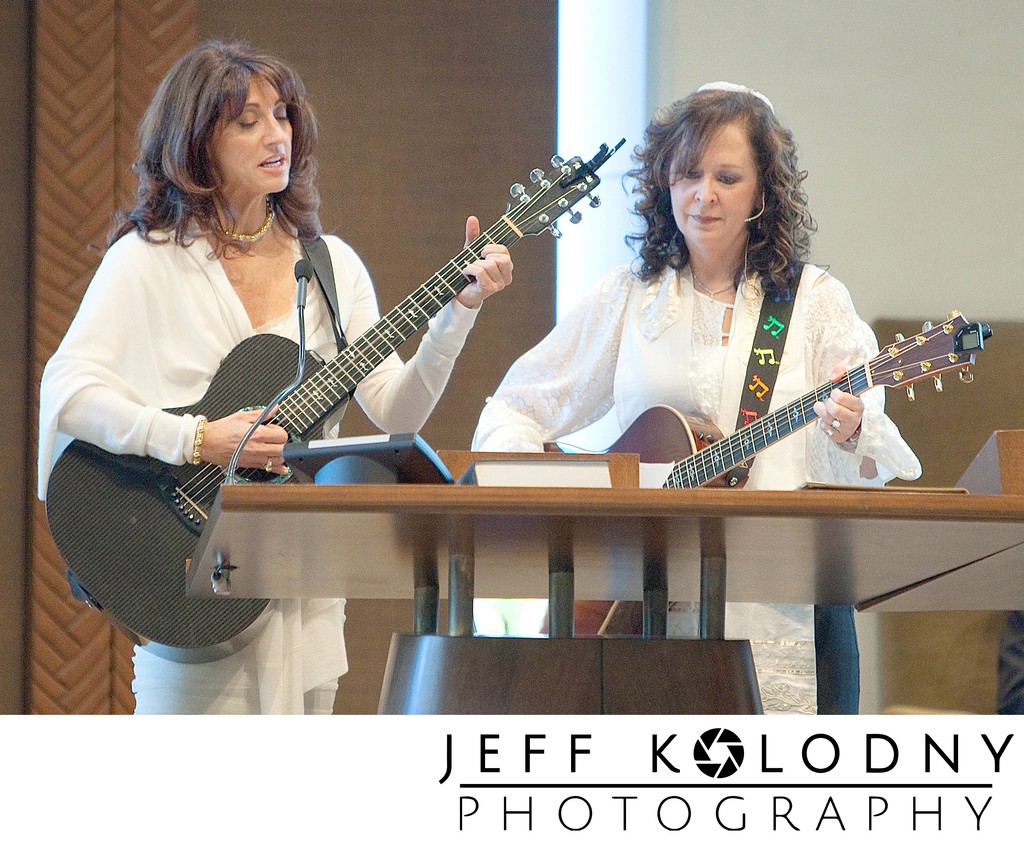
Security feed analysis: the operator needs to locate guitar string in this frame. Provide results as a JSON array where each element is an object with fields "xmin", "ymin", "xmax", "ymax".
[
  {"xmin": 665, "ymin": 368, "xmax": 865, "ymax": 489},
  {"xmin": 172, "ymin": 233, "xmax": 517, "ymax": 519},
  {"xmin": 175, "ymin": 165, "xmax": 596, "ymax": 514},
  {"xmin": 664, "ymin": 338, "xmax": 961, "ymax": 488},
  {"xmin": 276, "ymin": 226, "xmax": 510, "ymax": 431},
  {"xmin": 666, "ymin": 340, "xmax": 961, "ymax": 488}
]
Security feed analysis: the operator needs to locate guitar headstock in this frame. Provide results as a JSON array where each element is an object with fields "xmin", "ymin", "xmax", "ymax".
[
  {"xmin": 504, "ymin": 139, "xmax": 626, "ymax": 238},
  {"xmin": 872, "ymin": 312, "xmax": 992, "ymax": 399}
]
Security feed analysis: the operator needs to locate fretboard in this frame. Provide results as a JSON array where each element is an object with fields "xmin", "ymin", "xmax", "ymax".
[
  {"xmin": 272, "ymin": 221, "xmax": 520, "ymax": 438},
  {"xmin": 664, "ymin": 364, "xmax": 872, "ymax": 489}
]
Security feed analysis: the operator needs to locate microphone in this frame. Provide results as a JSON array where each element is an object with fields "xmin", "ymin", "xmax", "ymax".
[
  {"xmin": 224, "ymin": 258, "xmax": 313, "ymax": 484},
  {"xmin": 745, "ymin": 191, "xmax": 766, "ymax": 223},
  {"xmin": 294, "ymin": 258, "xmax": 311, "ymax": 312}
]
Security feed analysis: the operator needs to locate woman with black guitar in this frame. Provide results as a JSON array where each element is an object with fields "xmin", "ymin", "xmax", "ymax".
[
  {"xmin": 38, "ymin": 40, "xmax": 512, "ymax": 713},
  {"xmin": 473, "ymin": 83, "xmax": 921, "ymax": 714}
]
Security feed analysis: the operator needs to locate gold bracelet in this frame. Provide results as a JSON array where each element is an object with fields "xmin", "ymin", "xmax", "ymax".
[{"xmin": 191, "ymin": 415, "xmax": 208, "ymax": 465}]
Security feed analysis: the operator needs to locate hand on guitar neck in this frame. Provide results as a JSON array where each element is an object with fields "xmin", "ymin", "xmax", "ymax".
[
  {"xmin": 454, "ymin": 215, "xmax": 514, "ymax": 310},
  {"xmin": 811, "ymin": 366, "xmax": 864, "ymax": 445}
]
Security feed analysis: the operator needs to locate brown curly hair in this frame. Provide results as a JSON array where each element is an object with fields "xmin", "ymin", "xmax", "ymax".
[
  {"xmin": 110, "ymin": 39, "xmax": 322, "ymax": 248},
  {"xmin": 627, "ymin": 87, "xmax": 815, "ymax": 297}
]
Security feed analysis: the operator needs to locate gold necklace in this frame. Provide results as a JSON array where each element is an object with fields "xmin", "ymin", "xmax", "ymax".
[
  {"xmin": 216, "ymin": 198, "xmax": 275, "ymax": 243},
  {"xmin": 691, "ymin": 269, "xmax": 735, "ymax": 299}
]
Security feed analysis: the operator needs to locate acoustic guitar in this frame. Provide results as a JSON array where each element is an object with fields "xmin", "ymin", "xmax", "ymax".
[
  {"xmin": 605, "ymin": 313, "xmax": 991, "ymax": 487},
  {"xmin": 45, "ymin": 141, "xmax": 625, "ymax": 652},
  {"xmin": 590, "ymin": 313, "xmax": 991, "ymax": 638}
]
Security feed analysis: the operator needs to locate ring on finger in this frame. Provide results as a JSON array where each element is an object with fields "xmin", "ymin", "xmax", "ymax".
[
  {"xmin": 825, "ymin": 427, "xmax": 834, "ymax": 438},
  {"xmin": 265, "ymin": 457, "xmax": 274, "ymax": 472},
  {"xmin": 831, "ymin": 419, "xmax": 842, "ymax": 430}
]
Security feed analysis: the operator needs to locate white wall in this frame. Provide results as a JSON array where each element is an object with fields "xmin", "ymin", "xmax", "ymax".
[
  {"xmin": 647, "ymin": 0, "xmax": 1024, "ymax": 327},
  {"xmin": 645, "ymin": 0, "xmax": 1024, "ymax": 713},
  {"xmin": 556, "ymin": 0, "xmax": 647, "ymax": 318}
]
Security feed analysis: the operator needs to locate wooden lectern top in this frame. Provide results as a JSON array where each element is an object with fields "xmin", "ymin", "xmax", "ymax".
[{"xmin": 186, "ymin": 482, "xmax": 1024, "ymax": 610}]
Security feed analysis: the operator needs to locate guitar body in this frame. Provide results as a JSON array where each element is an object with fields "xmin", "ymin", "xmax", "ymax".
[
  {"xmin": 607, "ymin": 405, "xmax": 734, "ymax": 486},
  {"xmin": 45, "ymin": 333, "xmax": 335, "ymax": 650}
]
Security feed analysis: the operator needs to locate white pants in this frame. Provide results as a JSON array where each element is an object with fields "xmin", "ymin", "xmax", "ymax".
[{"xmin": 132, "ymin": 598, "xmax": 348, "ymax": 714}]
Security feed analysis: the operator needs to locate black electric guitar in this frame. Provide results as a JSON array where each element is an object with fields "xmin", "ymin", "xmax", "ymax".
[
  {"xmin": 606, "ymin": 313, "xmax": 991, "ymax": 487},
  {"xmin": 45, "ymin": 141, "xmax": 625, "ymax": 652}
]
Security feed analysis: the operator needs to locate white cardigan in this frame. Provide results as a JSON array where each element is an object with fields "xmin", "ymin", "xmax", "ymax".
[
  {"xmin": 39, "ymin": 231, "xmax": 478, "ymax": 496},
  {"xmin": 38, "ymin": 231, "xmax": 479, "ymax": 713}
]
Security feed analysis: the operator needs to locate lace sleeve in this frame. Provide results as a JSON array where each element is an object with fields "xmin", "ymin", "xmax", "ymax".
[
  {"xmin": 472, "ymin": 267, "xmax": 634, "ymax": 452},
  {"xmin": 804, "ymin": 275, "xmax": 922, "ymax": 484}
]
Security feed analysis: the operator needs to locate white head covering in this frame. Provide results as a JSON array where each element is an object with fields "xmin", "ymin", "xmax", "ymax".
[{"xmin": 696, "ymin": 81, "xmax": 775, "ymax": 114}]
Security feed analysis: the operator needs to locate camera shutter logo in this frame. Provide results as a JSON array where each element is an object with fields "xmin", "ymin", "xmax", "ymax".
[{"xmin": 693, "ymin": 728, "xmax": 745, "ymax": 778}]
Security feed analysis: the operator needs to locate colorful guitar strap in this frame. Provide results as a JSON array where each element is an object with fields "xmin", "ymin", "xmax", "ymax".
[{"xmin": 725, "ymin": 268, "xmax": 800, "ymax": 486}]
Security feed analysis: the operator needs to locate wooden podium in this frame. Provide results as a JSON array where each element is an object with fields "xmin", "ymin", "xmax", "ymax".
[
  {"xmin": 857, "ymin": 430, "xmax": 1024, "ymax": 613},
  {"xmin": 186, "ymin": 473, "xmax": 1024, "ymax": 714}
]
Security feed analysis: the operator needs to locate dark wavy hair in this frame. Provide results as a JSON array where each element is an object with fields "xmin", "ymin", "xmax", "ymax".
[
  {"xmin": 110, "ymin": 39, "xmax": 322, "ymax": 248},
  {"xmin": 627, "ymin": 87, "xmax": 815, "ymax": 297}
]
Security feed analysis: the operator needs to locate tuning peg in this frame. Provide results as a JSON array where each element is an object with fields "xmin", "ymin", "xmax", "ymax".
[
  {"xmin": 922, "ymin": 321, "xmax": 933, "ymax": 331},
  {"xmin": 959, "ymin": 368, "xmax": 974, "ymax": 384},
  {"xmin": 589, "ymin": 194, "xmax": 602, "ymax": 208},
  {"xmin": 895, "ymin": 332, "xmax": 905, "ymax": 342},
  {"xmin": 550, "ymin": 155, "xmax": 564, "ymax": 167},
  {"xmin": 529, "ymin": 168, "xmax": 545, "ymax": 183},
  {"xmin": 933, "ymin": 375, "xmax": 943, "ymax": 392},
  {"xmin": 510, "ymin": 182, "xmax": 525, "ymax": 198},
  {"xmin": 548, "ymin": 224, "xmax": 562, "ymax": 239},
  {"xmin": 906, "ymin": 384, "xmax": 916, "ymax": 401},
  {"xmin": 569, "ymin": 210, "xmax": 582, "ymax": 224}
]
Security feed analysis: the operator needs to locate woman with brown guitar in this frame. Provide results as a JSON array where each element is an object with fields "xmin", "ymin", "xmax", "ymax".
[
  {"xmin": 38, "ymin": 40, "xmax": 512, "ymax": 713},
  {"xmin": 473, "ymin": 83, "xmax": 921, "ymax": 714}
]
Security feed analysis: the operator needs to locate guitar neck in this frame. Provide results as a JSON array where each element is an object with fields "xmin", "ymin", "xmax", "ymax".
[
  {"xmin": 664, "ymin": 364, "xmax": 872, "ymax": 489},
  {"xmin": 251, "ymin": 142, "xmax": 621, "ymax": 439},
  {"xmin": 272, "ymin": 221, "xmax": 520, "ymax": 438}
]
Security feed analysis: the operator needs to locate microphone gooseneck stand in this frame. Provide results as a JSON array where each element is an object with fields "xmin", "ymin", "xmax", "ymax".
[
  {"xmin": 223, "ymin": 258, "xmax": 312, "ymax": 485},
  {"xmin": 213, "ymin": 259, "xmax": 311, "ymax": 594}
]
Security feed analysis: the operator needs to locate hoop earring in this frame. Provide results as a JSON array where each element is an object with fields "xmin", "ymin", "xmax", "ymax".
[{"xmin": 745, "ymin": 191, "xmax": 766, "ymax": 223}]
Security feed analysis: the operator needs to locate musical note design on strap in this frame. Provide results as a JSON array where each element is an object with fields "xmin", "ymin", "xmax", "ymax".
[
  {"xmin": 762, "ymin": 314, "xmax": 786, "ymax": 337},
  {"xmin": 748, "ymin": 374, "xmax": 770, "ymax": 400}
]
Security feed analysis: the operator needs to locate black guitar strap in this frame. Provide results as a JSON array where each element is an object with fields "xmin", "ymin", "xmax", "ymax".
[
  {"xmin": 725, "ymin": 269, "xmax": 800, "ymax": 486},
  {"xmin": 301, "ymin": 237, "xmax": 347, "ymax": 351}
]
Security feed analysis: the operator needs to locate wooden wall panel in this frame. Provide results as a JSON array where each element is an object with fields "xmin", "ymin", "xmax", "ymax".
[
  {"xmin": 31, "ymin": 0, "xmax": 198, "ymax": 714},
  {"xmin": 0, "ymin": 0, "xmax": 30, "ymax": 715}
]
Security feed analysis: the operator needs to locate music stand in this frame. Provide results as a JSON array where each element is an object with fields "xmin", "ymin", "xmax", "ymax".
[{"xmin": 283, "ymin": 433, "xmax": 453, "ymax": 485}]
